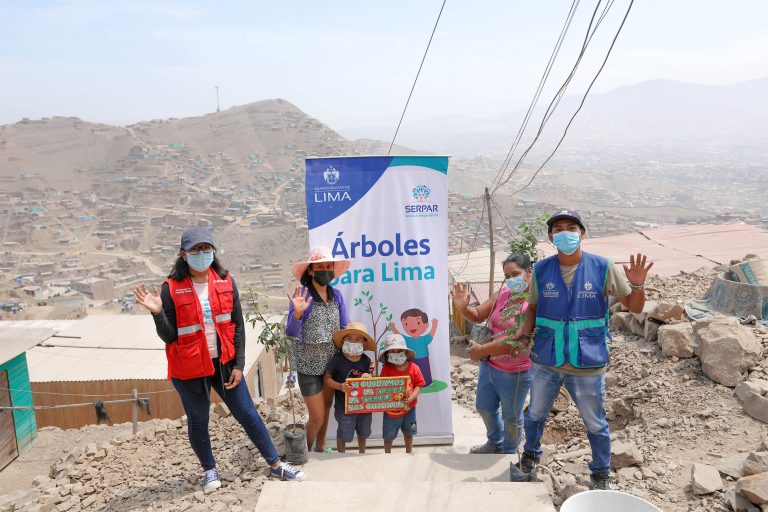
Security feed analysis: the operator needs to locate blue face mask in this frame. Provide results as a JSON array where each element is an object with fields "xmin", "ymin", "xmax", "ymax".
[
  {"xmin": 187, "ymin": 251, "xmax": 214, "ymax": 272},
  {"xmin": 552, "ymin": 231, "xmax": 581, "ymax": 255},
  {"xmin": 505, "ymin": 275, "xmax": 528, "ymax": 294}
]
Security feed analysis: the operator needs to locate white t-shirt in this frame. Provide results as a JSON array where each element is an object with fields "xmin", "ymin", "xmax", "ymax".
[{"xmin": 193, "ymin": 282, "xmax": 219, "ymax": 359}]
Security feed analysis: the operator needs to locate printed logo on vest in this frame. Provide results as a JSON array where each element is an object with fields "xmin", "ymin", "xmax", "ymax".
[
  {"xmin": 578, "ymin": 280, "xmax": 597, "ymax": 299},
  {"xmin": 174, "ymin": 288, "xmax": 193, "ymax": 294},
  {"xmin": 542, "ymin": 281, "xmax": 558, "ymax": 298}
]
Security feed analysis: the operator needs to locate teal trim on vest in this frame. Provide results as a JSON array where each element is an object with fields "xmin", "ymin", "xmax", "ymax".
[{"xmin": 532, "ymin": 253, "xmax": 611, "ymax": 368}]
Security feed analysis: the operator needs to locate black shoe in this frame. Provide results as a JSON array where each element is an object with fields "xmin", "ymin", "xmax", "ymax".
[
  {"xmin": 590, "ymin": 471, "xmax": 612, "ymax": 490},
  {"xmin": 519, "ymin": 451, "xmax": 539, "ymax": 473},
  {"xmin": 510, "ymin": 451, "xmax": 539, "ymax": 482}
]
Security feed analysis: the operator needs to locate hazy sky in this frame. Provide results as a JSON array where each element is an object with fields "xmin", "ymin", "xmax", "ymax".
[{"xmin": 2, "ymin": 1, "xmax": 766, "ymax": 131}]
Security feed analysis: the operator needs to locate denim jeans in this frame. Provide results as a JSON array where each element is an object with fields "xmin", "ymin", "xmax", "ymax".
[
  {"xmin": 475, "ymin": 361, "xmax": 531, "ymax": 454},
  {"xmin": 172, "ymin": 364, "xmax": 280, "ymax": 471},
  {"xmin": 523, "ymin": 362, "xmax": 611, "ymax": 473}
]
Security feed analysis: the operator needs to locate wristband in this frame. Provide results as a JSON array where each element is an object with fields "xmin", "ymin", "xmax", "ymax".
[{"xmin": 628, "ymin": 282, "xmax": 646, "ymax": 290}]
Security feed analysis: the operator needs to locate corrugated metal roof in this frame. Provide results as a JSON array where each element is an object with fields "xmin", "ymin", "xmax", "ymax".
[
  {"xmin": 5, "ymin": 314, "xmax": 274, "ymax": 383},
  {"xmin": 0, "ymin": 327, "xmax": 56, "ymax": 363}
]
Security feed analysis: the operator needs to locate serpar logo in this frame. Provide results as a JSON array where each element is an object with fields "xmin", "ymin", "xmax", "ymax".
[
  {"xmin": 323, "ymin": 166, "xmax": 340, "ymax": 185},
  {"xmin": 584, "ymin": 281, "xmax": 593, "ymax": 291},
  {"xmin": 405, "ymin": 184, "xmax": 438, "ymax": 218},
  {"xmin": 542, "ymin": 281, "xmax": 558, "ymax": 298},
  {"xmin": 412, "ymin": 185, "xmax": 431, "ymax": 202}
]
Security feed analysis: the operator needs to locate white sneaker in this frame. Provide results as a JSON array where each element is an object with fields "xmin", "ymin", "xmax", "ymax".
[{"xmin": 203, "ymin": 468, "xmax": 222, "ymax": 491}]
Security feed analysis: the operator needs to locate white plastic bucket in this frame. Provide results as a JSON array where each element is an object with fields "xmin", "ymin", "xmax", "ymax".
[{"xmin": 561, "ymin": 490, "xmax": 662, "ymax": 512}]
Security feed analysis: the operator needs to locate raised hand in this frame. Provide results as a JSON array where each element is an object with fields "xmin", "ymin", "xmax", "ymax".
[
  {"xmin": 287, "ymin": 286, "xmax": 313, "ymax": 317},
  {"xmin": 623, "ymin": 253, "xmax": 654, "ymax": 287},
  {"xmin": 133, "ymin": 284, "xmax": 162, "ymax": 314},
  {"xmin": 451, "ymin": 282, "xmax": 470, "ymax": 311}
]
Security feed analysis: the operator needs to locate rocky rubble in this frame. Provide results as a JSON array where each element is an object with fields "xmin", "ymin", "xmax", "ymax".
[{"xmin": 0, "ymin": 393, "xmax": 307, "ymax": 512}]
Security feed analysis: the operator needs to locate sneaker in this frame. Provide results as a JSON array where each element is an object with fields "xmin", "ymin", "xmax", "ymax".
[
  {"xmin": 469, "ymin": 442, "xmax": 502, "ymax": 454},
  {"xmin": 270, "ymin": 462, "xmax": 306, "ymax": 481},
  {"xmin": 590, "ymin": 471, "xmax": 612, "ymax": 490},
  {"xmin": 203, "ymin": 468, "xmax": 221, "ymax": 491},
  {"xmin": 519, "ymin": 451, "xmax": 539, "ymax": 474}
]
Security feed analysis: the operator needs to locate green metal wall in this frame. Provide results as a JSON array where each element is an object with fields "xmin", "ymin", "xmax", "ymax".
[{"xmin": 0, "ymin": 353, "xmax": 37, "ymax": 453}]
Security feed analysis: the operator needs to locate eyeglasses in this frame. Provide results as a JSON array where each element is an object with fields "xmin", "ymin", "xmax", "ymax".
[{"xmin": 187, "ymin": 247, "xmax": 214, "ymax": 255}]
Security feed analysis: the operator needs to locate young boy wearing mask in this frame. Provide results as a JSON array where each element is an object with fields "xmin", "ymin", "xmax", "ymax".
[{"xmin": 324, "ymin": 322, "xmax": 375, "ymax": 453}]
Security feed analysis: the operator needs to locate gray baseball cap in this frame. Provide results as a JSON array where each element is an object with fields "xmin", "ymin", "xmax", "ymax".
[{"xmin": 180, "ymin": 227, "xmax": 216, "ymax": 251}]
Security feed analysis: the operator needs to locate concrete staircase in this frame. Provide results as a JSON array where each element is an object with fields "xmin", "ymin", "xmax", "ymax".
[{"xmin": 255, "ymin": 452, "xmax": 555, "ymax": 512}]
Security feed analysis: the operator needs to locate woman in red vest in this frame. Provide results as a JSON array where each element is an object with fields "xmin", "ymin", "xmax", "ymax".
[{"xmin": 134, "ymin": 227, "xmax": 304, "ymax": 491}]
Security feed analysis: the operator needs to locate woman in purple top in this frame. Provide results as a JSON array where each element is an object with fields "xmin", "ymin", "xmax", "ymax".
[{"xmin": 286, "ymin": 246, "xmax": 350, "ymax": 452}]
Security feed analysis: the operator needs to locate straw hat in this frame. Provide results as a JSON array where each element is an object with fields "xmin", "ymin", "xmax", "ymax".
[
  {"xmin": 291, "ymin": 246, "xmax": 351, "ymax": 281},
  {"xmin": 332, "ymin": 322, "xmax": 375, "ymax": 351},
  {"xmin": 379, "ymin": 333, "xmax": 415, "ymax": 361}
]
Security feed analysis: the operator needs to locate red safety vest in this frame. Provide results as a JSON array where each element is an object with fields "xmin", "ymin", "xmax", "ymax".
[{"xmin": 165, "ymin": 269, "xmax": 236, "ymax": 380}]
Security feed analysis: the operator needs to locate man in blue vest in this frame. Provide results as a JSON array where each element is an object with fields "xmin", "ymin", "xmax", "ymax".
[{"xmin": 514, "ymin": 209, "xmax": 653, "ymax": 490}]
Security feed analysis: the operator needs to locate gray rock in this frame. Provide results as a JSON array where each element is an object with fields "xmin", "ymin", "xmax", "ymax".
[
  {"xmin": 729, "ymin": 489, "xmax": 760, "ymax": 512},
  {"xmin": 611, "ymin": 441, "xmax": 644, "ymax": 469},
  {"xmin": 648, "ymin": 302, "xmax": 686, "ymax": 323},
  {"xmin": 737, "ymin": 473, "xmax": 768, "ymax": 505},
  {"xmin": 691, "ymin": 462, "xmax": 723, "ymax": 494},
  {"xmin": 742, "ymin": 391, "xmax": 768, "ymax": 423},
  {"xmin": 610, "ymin": 312, "xmax": 633, "ymax": 332},
  {"xmin": 744, "ymin": 452, "xmax": 768, "ymax": 476},
  {"xmin": 694, "ymin": 316, "xmax": 763, "ymax": 387},
  {"xmin": 657, "ymin": 323, "xmax": 696, "ymax": 358},
  {"xmin": 644, "ymin": 319, "xmax": 662, "ymax": 343}
]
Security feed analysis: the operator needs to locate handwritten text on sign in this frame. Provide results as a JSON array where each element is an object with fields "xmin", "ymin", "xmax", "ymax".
[{"xmin": 344, "ymin": 376, "xmax": 410, "ymax": 414}]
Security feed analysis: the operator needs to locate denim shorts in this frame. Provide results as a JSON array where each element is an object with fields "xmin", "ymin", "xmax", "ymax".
[
  {"xmin": 297, "ymin": 372, "xmax": 325, "ymax": 397},
  {"xmin": 334, "ymin": 407, "xmax": 372, "ymax": 443},
  {"xmin": 382, "ymin": 407, "xmax": 418, "ymax": 441}
]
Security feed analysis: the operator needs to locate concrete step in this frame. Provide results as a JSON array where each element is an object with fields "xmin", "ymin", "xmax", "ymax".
[
  {"xmin": 256, "ymin": 481, "xmax": 555, "ymax": 512},
  {"xmin": 302, "ymin": 452, "xmax": 514, "ymax": 482}
]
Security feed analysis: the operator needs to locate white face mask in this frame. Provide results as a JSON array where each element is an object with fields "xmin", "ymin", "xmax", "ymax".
[
  {"xmin": 388, "ymin": 352, "xmax": 407, "ymax": 365},
  {"xmin": 342, "ymin": 341, "xmax": 364, "ymax": 356}
]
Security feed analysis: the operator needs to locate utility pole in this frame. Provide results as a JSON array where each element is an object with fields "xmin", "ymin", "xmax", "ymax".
[
  {"xmin": 215, "ymin": 86, "xmax": 220, "ymax": 113},
  {"xmin": 131, "ymin": 388, "xmax": 138, "ymax": 435},
  {"xmin": 485, "ymin": 187, "xmax": 494, "ymax": 293}
]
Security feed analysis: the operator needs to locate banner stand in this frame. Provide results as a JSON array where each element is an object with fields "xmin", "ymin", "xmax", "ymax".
[{"xmin": 305, "ymin": 155, "xmax": 453, "ymax": 445}]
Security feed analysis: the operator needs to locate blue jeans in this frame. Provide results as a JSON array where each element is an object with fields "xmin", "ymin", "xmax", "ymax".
[
  {"xmin": 172, "ymin": 365, "xmax": 280, "ymax": 471},
  {"xmin": 382, "ymin": 407, "xmax": 418, "ymax": 441},
  {"xmin": 523, "ymin": 362, "xmax": 610, "ymax": 473},
  {"xmin": 475, "ymin": 361, "xmax": 531, "ymax": 454}
]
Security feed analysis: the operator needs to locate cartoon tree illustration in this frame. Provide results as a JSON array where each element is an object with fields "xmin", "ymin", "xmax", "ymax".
[{"xmin": 353, "ymin": 290, "xmax": 393, "ymax": 376}]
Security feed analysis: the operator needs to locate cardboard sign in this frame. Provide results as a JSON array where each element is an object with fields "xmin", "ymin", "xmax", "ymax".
[{"xmin": 344, "ymin": 376, "xmax": 410, "ymax": 414}]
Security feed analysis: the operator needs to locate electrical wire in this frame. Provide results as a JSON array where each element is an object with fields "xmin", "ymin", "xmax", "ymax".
[
  {"xmin": 491, "ymin": 0, "xmax": 612, "ymax": 195},
  {"xmin": 455, "ymin": 197, "xmax": 487, "ymax": 276},
  {"xmin": 508, "ymin": 0, "xmax": 635, "ymax": 197},
  {"xmin": 489, "ymin": 0, "xmax": 581, "ymax": 192},
  {"xmin": 388, "ymin": 0, "xmax": 448, "ymax": 155}
]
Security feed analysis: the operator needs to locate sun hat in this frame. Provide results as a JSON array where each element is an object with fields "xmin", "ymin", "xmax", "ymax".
[
  {"xmin": 291, "ymin": 246, "xmax": 350, "ymax": 281},
  {"xmin": 180, "ymin": 227, "xmax": 216, "ymax": 251},
  {"xmin": 380, "ymin": 333, "xmax": 415, "ymax": 361},
  {"xmin": 332, "ymin": 322, "xmax": 375, "ymax": 351}
]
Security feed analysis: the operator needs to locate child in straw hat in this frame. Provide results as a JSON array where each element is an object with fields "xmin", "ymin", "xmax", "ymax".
[
  {"xmin": 380, "ymin": 333, "xmax": 425, "ymax": 454},
  {"xmin": 323, "ymin": 322, "xmax": 375, "ymax": 453}
]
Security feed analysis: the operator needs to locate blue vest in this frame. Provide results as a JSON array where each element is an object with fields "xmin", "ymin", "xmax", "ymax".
[{"xmin": 531, "ymin": 252, "xmax": 611, "ymax": 368}]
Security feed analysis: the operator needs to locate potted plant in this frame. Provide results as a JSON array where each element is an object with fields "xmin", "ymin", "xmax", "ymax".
[{"xmin": 244, "ymin": 290, "xmax": 308, "ymax": 465}]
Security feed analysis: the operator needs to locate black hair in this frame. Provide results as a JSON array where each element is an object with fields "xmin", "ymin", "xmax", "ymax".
[
  {"xmin": 501, "ymin": 253, "xmax": 532, "ymax": 272},
  {"xmin": 299, "ymin": 264, "xmax": 335, "ymax": 303},
  {"xmin": 168, "ymin": 254, "xmax": 229, "ymax": 281}
]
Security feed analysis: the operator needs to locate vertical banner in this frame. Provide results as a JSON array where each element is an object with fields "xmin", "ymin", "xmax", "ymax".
[{"xmin": 305, "ymin": 156, "xmax": 452, "ymax": 443}]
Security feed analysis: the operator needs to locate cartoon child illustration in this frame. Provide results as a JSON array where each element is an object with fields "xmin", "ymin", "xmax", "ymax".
[{"xmin": 389, "ymin": 308, "xmax": 438, "ymax": 387}]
